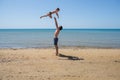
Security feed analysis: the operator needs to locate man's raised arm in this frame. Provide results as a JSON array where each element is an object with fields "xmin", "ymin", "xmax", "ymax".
[{"xmin": 54, "ymin": 17, "xmax": 59, "ymax": 29}]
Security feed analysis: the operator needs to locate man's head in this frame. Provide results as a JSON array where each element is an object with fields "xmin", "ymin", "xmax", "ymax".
[
  {"xmin": 56, "ymin": 8, "xmax": 60, "ymax": 11},
  {"xmin": 59, "ymin": 26, "xmax": 63, "ymax": 30}
]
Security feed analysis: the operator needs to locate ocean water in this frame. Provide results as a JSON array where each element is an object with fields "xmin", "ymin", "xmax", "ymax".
[{"xmin": 0, "ymin": 29, "xmax": 120, "ymax": 48}]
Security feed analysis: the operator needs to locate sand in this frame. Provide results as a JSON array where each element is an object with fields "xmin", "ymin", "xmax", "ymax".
[{"xmin": 0, "ymin": 48, "xmax": 120, "ymax": 80}]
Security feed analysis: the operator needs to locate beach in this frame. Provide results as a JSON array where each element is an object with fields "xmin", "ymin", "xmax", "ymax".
[{"xmin": 0, "ymin": 48, "xmax": 120, "ymax": 80}]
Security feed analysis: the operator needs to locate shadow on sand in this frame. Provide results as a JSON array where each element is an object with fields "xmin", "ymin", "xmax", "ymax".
[{"xmin": 59, "ymin": 53, "xmax": 84, "ymax": 61}]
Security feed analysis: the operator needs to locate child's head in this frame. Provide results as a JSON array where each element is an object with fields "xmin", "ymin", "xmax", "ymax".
[
  {"xmin": 59, "ymin": 26, "xmax": 63, "ymax": 30},
  {"xmin": 56, "ymin": 8, "xmax": 60, "ymax": 11}
]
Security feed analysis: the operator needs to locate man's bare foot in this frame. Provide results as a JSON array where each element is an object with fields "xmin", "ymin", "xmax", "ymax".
[{"xmin": 56, "ymin": 53, "xmax": 59, "ymax": 56}]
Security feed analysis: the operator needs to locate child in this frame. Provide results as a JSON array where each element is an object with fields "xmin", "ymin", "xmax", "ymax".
[
  {"xmin": 40, "ymin": 8, "xmax": 60, "ymax": 19},
  {"xmin": 54, "ymin": 17, "xmax": 63, "ymax": 56}
]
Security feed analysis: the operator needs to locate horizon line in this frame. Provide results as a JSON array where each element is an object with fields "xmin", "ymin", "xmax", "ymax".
[{"xmin": 0, "ymin": 28, "xmax": 120, "ymax": 30}]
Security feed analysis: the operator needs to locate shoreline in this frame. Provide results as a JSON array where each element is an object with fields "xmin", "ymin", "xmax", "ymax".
[{"xmin": 0, "ymin": 46, "xmax": 120, "ymax": 49}]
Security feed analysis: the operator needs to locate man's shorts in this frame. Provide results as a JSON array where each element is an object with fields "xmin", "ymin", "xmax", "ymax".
[{"xmin": 54, "ymin": 38, "xmax": 58, "ymax": 45}]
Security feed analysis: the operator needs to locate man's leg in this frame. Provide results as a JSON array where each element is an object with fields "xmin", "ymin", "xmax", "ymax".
[
  {"xmin": 55, "ymin": 45, "xmax": 58, "ymax": 56},
  {"xmin": 54, "ymin": 38, "xmax": 58, "ymax": 56}
]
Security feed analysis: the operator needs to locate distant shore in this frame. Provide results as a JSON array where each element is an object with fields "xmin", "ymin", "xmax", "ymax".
[{"xmin": 0, "ymin": 48, "xmax": 120, "ymax": 80}]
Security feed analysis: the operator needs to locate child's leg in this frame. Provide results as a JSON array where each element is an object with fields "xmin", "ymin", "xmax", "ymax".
[
  {"xmin": 40, "ymin": 14, "xmax": 48, "ymax": 18},
  {"xmin": 49, "ymin": 15, "xmax": 52, "ymax": 18},
  {"xmin": 48, "ymin": 12, "xmax": 52, "ymax": 18},
  {"xmin": 40, "ymin": 12, "xmax": 52, "ymax": 19}
]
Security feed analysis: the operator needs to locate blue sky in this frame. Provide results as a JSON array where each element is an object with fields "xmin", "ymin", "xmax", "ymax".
[{"xmin": 0, "ymin": 0, "xmax": 120, "ymax": 29}]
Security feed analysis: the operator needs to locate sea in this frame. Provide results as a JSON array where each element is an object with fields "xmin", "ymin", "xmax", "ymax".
[{"xmin": 0, "ymin": 29, "xmax": 120, "ymax": 48}]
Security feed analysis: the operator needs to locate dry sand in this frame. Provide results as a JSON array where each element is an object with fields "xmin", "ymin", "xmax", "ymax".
[{"xmin": 0, "ymin": 48, "xmax": 120, "ymax": 80}]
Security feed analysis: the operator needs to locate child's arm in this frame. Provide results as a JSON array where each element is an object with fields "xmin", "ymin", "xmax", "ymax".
[
  {"xmin": 54, "ymin": 17, "xmax": 59, "ymax": 29},
  {"xmin": 56, "ymin": 13, "xmax": 59, "ymax": 18}
]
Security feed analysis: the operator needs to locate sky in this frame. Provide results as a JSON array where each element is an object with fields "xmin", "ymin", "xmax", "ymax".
[{"xmin": 0, "ymin": 0, "xmax": 120, "ymax": 29}]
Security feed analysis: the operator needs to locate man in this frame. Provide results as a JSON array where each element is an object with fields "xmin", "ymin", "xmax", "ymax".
[
  {"xmin": 40, "ymin": 8, "xmax": 60, "ymax": 19},
  {"xmin": 54, "ymin": 17, "xmax": 63, "ymax": 56}
]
